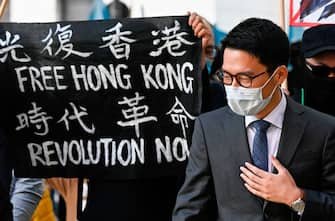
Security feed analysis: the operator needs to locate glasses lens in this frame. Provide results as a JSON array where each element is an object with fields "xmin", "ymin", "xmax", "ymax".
[
  {"xmin": 222, "ymin": 72, "xmax": 233, "ymax": 85},
  {"xmin": 308, "ymin": 64, "xmax": 331, "ymax": 77},
  {"xmin": 237, "ymin": 74, "xmax": 252, "ymax": 87}
]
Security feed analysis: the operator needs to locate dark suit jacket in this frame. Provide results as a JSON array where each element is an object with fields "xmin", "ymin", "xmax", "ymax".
[{"xmin": 173, "ymin": 97, "xmax": 335, "ymax": 221}]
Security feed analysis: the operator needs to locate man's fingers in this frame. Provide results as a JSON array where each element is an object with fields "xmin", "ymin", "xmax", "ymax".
[
  {"xmin": 188, "ymin": 12, "xmax": 200, "ymax": 27},
  {"xmin": 190, "ymin": 15, "xmax": 201, "ymax": 29},
  {"xmin": 188, "ymin": 12, "xmax": 196, "ymax": 26},
  {"xmin": 240, "ymin": 166, "xmax": 263, "ymax": 184},
  {"xmin": 197, "ymin": 29, "xmax": 212, "ymax": 39},
  {"xmin": 193, "ymin": 22, "xmax": 204, "ymax": 36},
  {"xmin": 245, "ymin": 162, "xmax": 268, "ymax": 178},
  {"xmin": 240, "ymin": 173, "xmax": 262, "ymax": 192},
  {"xmin": 271, "ymin": 156, "xmax": 285, "ymax": 173}
]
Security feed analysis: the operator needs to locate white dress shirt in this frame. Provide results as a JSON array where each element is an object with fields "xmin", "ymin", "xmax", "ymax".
[{"xmin": 245, "ymin": 90, "xmax": 287, "ymax": 172}]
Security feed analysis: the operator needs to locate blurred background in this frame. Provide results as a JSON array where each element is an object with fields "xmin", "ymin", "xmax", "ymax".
[
  {"xmin": 0, "ymin": 1, "xmax": 312, "ymax": 221},
  {"xmin": 0, "ymin": 0, "xmax": 305, "ymax": 45}
]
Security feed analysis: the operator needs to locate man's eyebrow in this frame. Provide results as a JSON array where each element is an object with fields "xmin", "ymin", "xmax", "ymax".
[{"xmin": 221, "ymin": 68, "xmax": 255, "ymax": 76}]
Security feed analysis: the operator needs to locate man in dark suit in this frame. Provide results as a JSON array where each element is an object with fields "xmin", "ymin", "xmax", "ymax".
[{"xmin": 173, "ymin": 18, "xmax": 335, "ymax": 221}]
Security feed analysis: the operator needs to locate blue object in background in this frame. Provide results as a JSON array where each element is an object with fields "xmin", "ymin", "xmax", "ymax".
[
  {"xmin": 89, "ymin": 0, "xmax": 110, "ymax": 20},
  {"xmin": 288, "ymin": 26, "xmax": 305, "ymax": 43},
  {"xmin": 213, "ymin": 24, "xmax": 226, "ymax": 46}
]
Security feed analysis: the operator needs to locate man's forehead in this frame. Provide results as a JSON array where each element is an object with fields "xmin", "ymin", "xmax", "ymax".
[{"xmin": 223, "ymin": 49, "xmax": 264, "ymax": 72}]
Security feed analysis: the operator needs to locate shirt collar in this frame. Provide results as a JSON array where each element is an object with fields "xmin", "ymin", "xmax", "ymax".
[{"xmin": 245, "ymin": 89, "xmax": 287, "ymax": 129}]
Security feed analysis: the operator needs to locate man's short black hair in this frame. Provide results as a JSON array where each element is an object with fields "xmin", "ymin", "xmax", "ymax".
[{"xmin": 221, "ymin": 18, "xmax": 289, "ymax": 73}]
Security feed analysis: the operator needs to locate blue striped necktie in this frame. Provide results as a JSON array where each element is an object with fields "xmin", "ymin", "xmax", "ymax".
[{"xmin": 252, "ymin": 120, "xmax": 270, "ymax": 171}]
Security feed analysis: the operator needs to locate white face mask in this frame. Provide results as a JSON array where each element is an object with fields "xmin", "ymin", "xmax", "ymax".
[{"xmin": 224, "ymin": 72, "xmax": 278, "ymax": 116}]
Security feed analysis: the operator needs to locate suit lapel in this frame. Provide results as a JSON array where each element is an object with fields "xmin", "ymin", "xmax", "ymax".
[
  {"xmin": 224, "ymin": 109, "xmax": 252, "ymax": 166},
  {"xmin": 276, "ymin": 98, "xmax": 306, "ymax": 168},
  {"xmin": 223, "ymin": 110, "xmax": 265, "ymax": 207}
]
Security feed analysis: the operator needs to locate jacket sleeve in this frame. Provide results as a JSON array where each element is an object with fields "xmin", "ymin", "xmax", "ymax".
[
  {"xmin": 301, "ymin": 126, "xmax": 335, "ymax": 221},
  {"xmin": 172, "ymin": 118, "xmax": 215, "ymax": 221},
  {"xmin": 10, "ymin": 177, "xmax": 44, "ymax": 221}
]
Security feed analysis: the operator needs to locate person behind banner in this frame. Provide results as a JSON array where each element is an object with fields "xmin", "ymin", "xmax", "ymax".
[
  {"xmin": 172, "ymin": 17, "xmax": 335, "ymax": 221},
  {"xmin": 201, "ymin": 45, "xmax": 227, "ymax": 113},
  {"xmin": 79, "ymin": 13, "xmax": 214, "ymax": 221},
  {"xmin": 209, "ymin": 46, "xmax": 227, "ymax": 110},
  {"xmin": 301, "ymin": 24, "xmax": 335, "ymax": 116},
  {"xmin": 286, "ymin": 41, "xmax": 304, "ymax": 103},
  {"xmin": 10, "ymin": 177, "xmax": 44, "ymax": 221},
  {"xmin": 0, "ymin": 128, "xmax": 44, "ymax": 221}
]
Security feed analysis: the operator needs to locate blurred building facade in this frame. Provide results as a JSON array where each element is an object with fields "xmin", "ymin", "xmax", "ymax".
[
  {"xmin": 3, "ymin": 0, "xmax": 288, "ymax": 29},
  {"xmin": 2, "ymin": 0, "xmax": 303, "ymax": 45}
]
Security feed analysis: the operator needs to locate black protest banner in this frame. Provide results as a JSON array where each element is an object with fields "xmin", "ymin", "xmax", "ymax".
[{"xmin": 0, "ymin": 16, "xmax": 202, "ymax": 179}]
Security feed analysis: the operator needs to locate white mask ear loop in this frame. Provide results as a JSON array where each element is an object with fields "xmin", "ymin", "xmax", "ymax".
[
  {"xmin": 259, "ymin": 67, "xmax": 280, "ymax": 99},
  {"xmin": 260, "ymin": 67, "xmax": 279, "ymax": 89}
]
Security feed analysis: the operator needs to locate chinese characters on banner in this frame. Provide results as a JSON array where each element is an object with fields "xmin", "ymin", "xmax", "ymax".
[
  {"xmin": 290, "ymin": 0, "xmax": 335, "ymax": 26},
  {"xmin": 0, "ymin": 16, "xmax": 202, "ymax": 179}
]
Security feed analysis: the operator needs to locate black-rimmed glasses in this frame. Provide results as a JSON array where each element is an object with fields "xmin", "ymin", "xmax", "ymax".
[{"xmin": 215, "ymin": 69, "xmax": 267, "ymax": 88}]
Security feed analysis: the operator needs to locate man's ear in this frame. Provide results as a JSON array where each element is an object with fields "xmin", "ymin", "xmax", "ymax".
[{"xmin": 274, "ymin": 65, "xmax": 288, "ymax": 85}]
